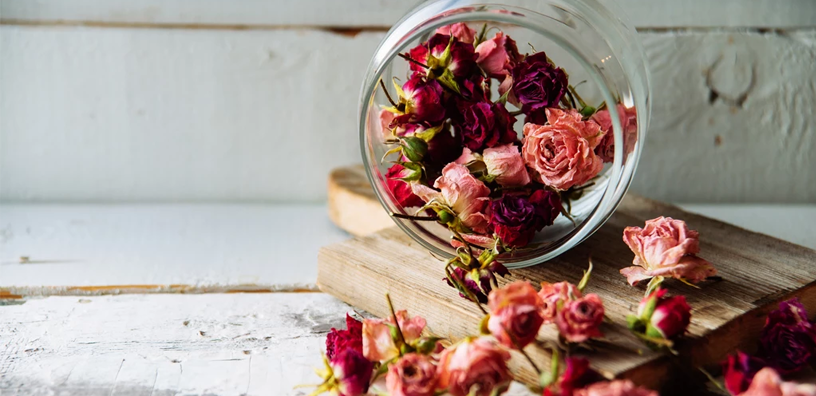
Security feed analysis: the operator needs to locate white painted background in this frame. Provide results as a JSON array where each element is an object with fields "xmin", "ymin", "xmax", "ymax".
[{"xmin": 1, "ymin": 0, "xmax": 815, "ymax": 203}]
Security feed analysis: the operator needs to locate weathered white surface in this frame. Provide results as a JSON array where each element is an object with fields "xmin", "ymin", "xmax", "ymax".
[
  {"xmin": 1, "ymin": 26, "xmax": 815, "ymax": 203},
  {"xmin": 2, "ymin": 0, "xmax": 815, "ymax": 28},
  {"xmin": 0, "ymin": 293, "xmax": 537, "ymax": 396},
  {"xmin": 1, "ymin": 203, "xmax": 813, "ymax": 294}
]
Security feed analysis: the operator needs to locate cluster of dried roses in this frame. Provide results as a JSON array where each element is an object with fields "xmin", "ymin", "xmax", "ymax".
[{"xmin": 378, "ymin": 22, "xmax": 637, "ymax": 300}]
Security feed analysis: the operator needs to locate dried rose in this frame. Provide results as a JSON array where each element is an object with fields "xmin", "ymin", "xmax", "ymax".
[
  {"xmin": 539, "ymin": 281, "xmax": 582, "ymax": 324},
  {"xmin": 528, "ymin": 189, "xmax": 562, "ymax": 230},
  {"xmin": 759, "ymin": 299, "xmax": 816, "ymax": 374},
  {"xmin": 522, "ymin": 108, "xmax": 605, "ymax": 191},
  {"xmin": 362, "ymin": 310, "xmax": 427, "ymax": 362},
  {"xmin": 386, "ymin": 353, "xmax": 439, "ymax": 396},
  {"xmin": 436, "ymin": 23, "xmax": 477, "ymax": 44},
  {"xmin": 573, "ymin": 380, "xmax": 658, "ymax": 396},
  {"xmin": 722, "ymin": 351, "xmax": 766, "ymax": 396},
  {"xmin": 455, "ymin": 100, "xmax": 517, "ymax": 151},
  {"xmin": 408, "ymin": 33, "xmax": 477, "ymax": 80},
  {"xmin": 412, "ymin": 163, "xmax": 491, "ymax": 233},
  {"xmin": 629, "ymin": 288, "xmax": 691, "ymax": 342},
  {"xmin": 386, "ymin": 164, "xmax": 425, "ymax": 208},
  {"xmin": 511, "ymin": 51, "xmax": 568, "ymax": 114},
  {"xmin": 740, "ymin": 367, "xmax": 816, "ymax": 396},
  {"xmin": 487, "ymin": 281, "xmax": 545, "ymax": 348},
  {"xmin": 482, "ymin": 144, "xmax": 531, "ymax": 187},
  {"xmin": 489, "ymin": 194, "xmax": 539, "ymax": 248},
  {"xmin": 436, "ymin": 337, "xmax": 512, "ymax": 396},
  {"xmin": 330, "ymin": 349, "xmax": 374, "ymax": 396},
  {"xmin": 396, "ymin": 76, "xmax": 446, "ymax": 124},
  {"xmin": 475, "ymin": 32, "xmax": 522, "ymax": 80},
  {"xmin": 544, "ymin": 357, "xmax": 604, "ymax": 396},
  {"xmin": 620, "ymin": 216, "xmax": 717, "ymax": 286},
  {"xmin": 556, "ymin": 294, "xmax": 605, "ymax": 343},
  {"xmin": 326, "ymin": 313, "xmax": 364, "ymax": 360},
  {"xmin": 445, "ymin": 266, "xmax": 489, "ymax": 304},
  {"xmin": 591, "ymin": 104, "xmax": 638, "ymax": 163}
]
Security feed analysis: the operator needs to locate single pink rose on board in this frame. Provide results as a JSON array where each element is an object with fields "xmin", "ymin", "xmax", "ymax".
[
  {"xmin": 362, "ymin": 310, "xmax": 426, "ymax": 362},
  {"xmin": 556, "ymin": 293, "xmax": 605, "ymax": 343},
  {"xmin": 436, "ymin": 337, "xmax": 512, "ymax": 396},
  {"xmin": 487, "ymin": 281, "xmax": 545, "ymax": 348},
  {"xmin": 573, "ymin": 380, "xmax": 658, "ymax": 396},
  {"xmin": 591, "ymin": 104, "xmax": 638, "ymax": 163},
  {"xmin": 483, "ymin": 144, "xmax": 531, "ymax": 187},
  {"xmin": 386, "ymin": 353, "xmax": 439, "ymax": 396},
  {"xmin": 412, "ymin": 163, "xmax": 491, "ymax": 233},
  {"xmin": 475, "ymin": 32, "xmax": 522, "ymax": 79},
  {"xmin": 620, "ymin": 216, "xmax": 717, "ymax": 285},
  {"xmin": 522, "ymin": 108, "xmax": 605, "ymax": 191},
  {"xmin": 740, "ymin": 367, "xmax": 816, "ymax": 396},
  {"xmin": 539, "ymin": 281, "xmax": 582, "ymax": 324},
  {"xmin": 436, "ymin": 22, "xmax": 477, "ymax": 44}
]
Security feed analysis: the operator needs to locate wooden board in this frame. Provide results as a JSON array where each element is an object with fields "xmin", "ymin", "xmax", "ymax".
[{"xmin": 317, "ymin": 166, "xmax": 816, "ymax": 394}]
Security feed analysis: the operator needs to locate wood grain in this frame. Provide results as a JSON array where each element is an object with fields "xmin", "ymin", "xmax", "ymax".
[{"xmin": 318, "ymin": 167, "xmax": 816, "ymax": 394}]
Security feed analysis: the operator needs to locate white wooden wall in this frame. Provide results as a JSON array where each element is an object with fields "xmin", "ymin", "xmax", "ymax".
[{"xmin": 1, "ymin": 0, "xmax": 815, "ymax": 203}]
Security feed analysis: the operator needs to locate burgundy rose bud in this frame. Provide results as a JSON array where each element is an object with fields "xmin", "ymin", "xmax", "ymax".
[
  {"xmin": 489, "ymin": 194, "xmax": 538, "ymax": 248},
  {"xmin": 511, "ymin": 52, "xmax": 568, "ymax": 114},
  {"xmin": 386, "ymin": 164, "xmax": 425, "ymax": 208},
  {"xmin": 544, "ymin": 357, "xmax": 604, "ymax": 396},
  {"xmin": 455, "ymin": 101, "xmax": 517, "ymax": 151},
  {"xmin": 722, "ymin": 351, "xmax": 766, "ymax": 395},
  {"xmin": 399, "ymin": 76, "xmax": 446, "ymax": 124},
  {"xmin": 759, "ymin": 298, "xmax": 816, "ymax": 374},
  {"xmin": 528, "ymin": 189, "xmax": 562, "ymax": 231},
  {"xmin": 445, "ymin": 266, "xmax": 488, "ymax": 304},
  {"xmin": 425, "ymin": 127, "xmax": 464, "ymax": 169},
  {"xmin": 326, "ymin": 313, "xmax": 364, "ymax": 360},
  {"xmin": 628, "ymin": 288, "xmax": 691, "ymax": 342},
  {"xmin": 330, "ymin": 349, "xmax": 374, "ymax": 396},
  {"xmin": 408, "ymin": 33, "xmax": 477, "ymax": 80}
]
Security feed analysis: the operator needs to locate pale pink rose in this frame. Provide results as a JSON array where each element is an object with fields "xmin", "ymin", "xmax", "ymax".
[
  {"xmin": 454, "ymin": 147, "xmax": 479, "ymax": 165},
  {"xmin": 362, "ymin": 310, "xmax": 426, "ymax": 362},
  {"xmin": 741, "ymin": 367, "xmax": 816, "ymax": 396},
  {"xmin": 436, "ymin": 337, "xmax": 512, "ymax": 396},
  {"xmin": 380, "ymin": 109, "xmax": 397, "ymax": 138},
  {"xmin": 483, "ymin": 144, "xmax": 531, "ymax": 187},
  {"xmin": 487, "ymin": 281, "xmax": 544, "ymax": 348},
  {"xmin": 538, "ymin": 281, "xmax": 582, "ymax": 324},
  {"xmin": 386, "ymin": 353, "xmax": 438, "ymax": 396},
  {"xmin": 436, "ymin": 23, "xmax": 477, "ymax": 44},
  {"xmin": 522, "ymin": 108, "xmax": 605, "ymax": 191},
  {"xmin": 591, "ymin": 105, "xmax": 638, "ymax": 163},
  {"xmin": 621, "ymin": 216, "xmax": 717, "ymax": 286},
  {"xmin": 475, "ymin": 32, "xmax": 522, "ymax": 79},
  {"xmin": 411, "ymin": 163, "xmax": 491, "ymax": 233},
  {"xmin": 556, "ymin": 294, "xmax": 605, "ymax": 343},
  {"xmin": 573, "ymin": 380, "xmax": 658, "ymax": 396}
]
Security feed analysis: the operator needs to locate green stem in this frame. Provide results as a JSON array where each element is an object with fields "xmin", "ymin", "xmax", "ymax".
[{"xmin": 385, "ymin": 294, "xmax": 407, "ymax": 347}]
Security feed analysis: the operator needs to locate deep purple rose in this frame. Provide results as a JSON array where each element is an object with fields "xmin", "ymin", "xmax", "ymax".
[
  {"xmin": 512, "ymin": 52, "xmax": 568, "ymax": 114},
  {"xmin": 758, "ymin": 298, "xmax": 816, "ymax": 374},
  {"xmin": 330, "ymin": 349, "xmax": 374, "ymax": 396},
  {"xmin": 408, "ymin": 33, "xmax": 477, "ymax": 80},
  {"xmin": 722, "ymin": 351, "xmax": 766, "ymax": 396},
  {"xmin": 490, "ymin": 194, "xmax": 538, "ymax": 248},
  {"xmin": 455, "ymin": 101, "xmax": 517, "ymax": 151},
  {"xmin": 528, "ymin": 190, "xmax": 562, "ymax": 230}
]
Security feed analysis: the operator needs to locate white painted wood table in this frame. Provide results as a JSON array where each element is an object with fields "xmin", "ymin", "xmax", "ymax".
[{"xmin": 1, "ymin": 203, "xmax": 815, "ymax": 395}]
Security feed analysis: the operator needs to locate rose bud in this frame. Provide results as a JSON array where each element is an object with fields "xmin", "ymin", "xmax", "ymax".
[
  {"xmin": 591, "ymin": 104, "xmax": 638, "ymax": 163},
  {"xmin": 386, "ymin": 163, "xmax": 425, "ymax": 208},
  {"xmin": 436, "ymin": 22, "xmax": 477, "ymax": 44},
  {"xmin": 326, "ymin": 313, "xmax": 364, "ymax": 360},
  {"xmin": 436, "ymin": 337, "xmax": 512, "ymax": 396},
  {"xmin": 740, "ymin": 367, "xmax": 816, "ymax": 396},
  {"xmin": 408, "ymin": 33, "xmax": 477, "ymax": 80},
  {"xmin": 394, "ymin": 76, "xmax": 446, "ymax": 124},
  {"xmin": 486, "ymin": 281, "xmax": 545, "ymax": 348},
  {"xmin": 572, "ymin": 380, "xmax": 658, "ymax": 396},
  {"xmin": 386, "ymin": 353, "xmax": 439, "ymax": 396},
  {"xmin": 401, "ymin": 136, "xmax": 429, "ymax": 162},
  {"xmin": 631, "ymin": 288, "xmax": 691, "ymax": 341},
  {"xmin": 544, "ymin": 357, "xmax": 604, "ymax": 396},
  {"xmin": 522, "ymin": 108, "xmax": 605, "ymax": 191},
  {"xmin": 758, "ymin": 298, "xmax": 816, "ymax": 374},
  {"xmin": 475, "ymin": 32, "xmax": 522, "ymax": 80},
  {"xmin": 362, "ymin": 310, "xmax": 427, "ymax": 362},
  {"xmin": 445, "ymin": 266, "xmax": 489, "ymax": 304},
  {"xmin": 511, "ymin": 51, "xmax": 568, "ymax": 113},
  {"xmin": 456, "ymin": 100, "xmax": 517, "ymax": 151},
  {"xmin": 330, "ymin": 349, "xmax": 374, "ymax": 396},
  {"xmin": 482, "ymin": 144, "xmax": 530, "ymax": 187},
  {"xmin": 620, "ymin": 216, "xmax": 717, "ymax": 286},
  {"xmin": 489, "ymin": 194, "xmax": 539, "ymax": 248},
  {"xmin": 539, "ymin": 281, "xmax": 582, "ymax": 324},
  {"xmin": 411, "ymin": 163, "xmax": 491, "ymax": 233},
  {"xmin": 556, "ymin": 294, "xmax": 605, "ymax": 343},
  {"xmin": 722, "ymin": 351, "xmax": 766, "ymax": 396}
]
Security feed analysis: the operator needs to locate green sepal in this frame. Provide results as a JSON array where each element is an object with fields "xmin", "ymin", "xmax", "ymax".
[
  {"xmin": 436, "ymin": 68, "xmax": 461, "ymax": 94},
  {"xmin": 414, "ymin": 337, "xmax": 442, "ymax": 355},
  {"xmin": 626, "ymin": 314, "xmax": 645, "ymax": 333},
  {"xmin": 577, "ymin": 260, "xmax": 594, "ymax": 292},
  {"xmin": 580, "ymin": 105, "xmax": 597, "ymax": 117},
  {"xmin": 400, "ymin": 136, "xmax": 428, "ymax": 162},
  {"xmin": 478, "ymin": 173, "xmax": 498, "ymax": 183},
  {"xmin": 437, "ymin": 209, "xmax": 455, "ymax": 225},
  {"xmin": 413, "ymin": 123, "xmax": 444, "ymax": 142},
  {"xmin": 644, "ymin": 323, "xmax": 666, "ymax": 340},
  {"xmin": 395, "ymin": 161, "xmax": 423, "ymax": 182},
  {"xmin": 639, "ymin": 291, "xmax": 659, "ymax": 321},
  {"xmin": 479, "ymin": 314, "xmax": 491, "ymax": 335}
]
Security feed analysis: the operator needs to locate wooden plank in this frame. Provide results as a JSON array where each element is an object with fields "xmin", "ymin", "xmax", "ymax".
[
  {"xmin": 1, "ymin": 26, "xmax": 815, "ymax": 203},
  {"xmin": 0, "ymin": 293, "xmax": 537, "ymax": 396},
  {"xmin": 317, "ymin": 170, "xmax": 816, "ymax": 393},
  {"xmin": 1, "ymin": 0, "xmax": 815, "ymax": 28}
]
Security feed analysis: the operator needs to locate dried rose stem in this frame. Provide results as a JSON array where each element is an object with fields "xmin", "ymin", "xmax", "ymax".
[
  {"xmin": 390, "ymin": 212, "xmax": 439, "ymax": 221},
  {"xmin": 379, "ymin": 78, "xmax": 399, "ymax": 107},
  {"xmin": 385, "ymin": 293, "xmax": 407, "ymax": 347},
  {"xmin": 503, "ymin": 325, "xmax": 543, "ymax": 375},
  {"xmin": 398, "ymin": 53, "xmax": 429, "ymax": 69}
]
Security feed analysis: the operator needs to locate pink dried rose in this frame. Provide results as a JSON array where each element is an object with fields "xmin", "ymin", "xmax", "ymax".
[
  {"xmin": 740, "ymin": 367, "xmax": 816, "ymax": 396},
  {"xmin": 386, "ymin": 164, "xmax": 425, "ymax": 208},
  {"xmin": 522, "ymin": 108, "xmax": 605, "ymax": 191},
  {"xmin": 483, "ymin": 144, "xmax": 531, "ymax": 187},
  {"xmin": 620, "ymin": 216, "xmax": 717, "ymax": 285},
  {"xmin": 591, "ymin": 104, "xmax": 638, "ymax": 163},
  {"xmin": 326, "ymin": 313, "xmax": 364, "ymax": 360},
  {"xmin": 722, "ymin": 351, "xmax": 766, "ymax": 396},
  {"xmin": 573, "ymin": 380, "xmax": 658, "ymax": 396},
  {"xmin": 379, "ymin": 108, "xmax": 397, "ymax": 137},
  {"xmin": 436, "ymin": 23, "xmax": 477, "ymax": 44},
  {"xmin": 386, "ymin": 353, "xmax": 439, "ymax": 396},
  {"xmin": 539, "ymin": 281, "xmax": 582, "ymax": 324},
  {"xmin": 628, "ymin": 288, "xmax": 691, "ymax": 342},
  {"xmin": 412, "ymin": 163, "xmax": 491, "ymax": 233},
  {"xmin": 475, "ymin": 32, "xmax": 522, "ymax": 80},
  {"xmin": 543, "ymin": 357, "xmax": 604, "ymax": 396},
  {"xmin": 330, "ymin": 349, "xmax": 374, "ymax": 396},
  {"xmin": 556, "ymin": 293, "xmax": 605, "ymax": 343},
  {"xmin": 436, "ymin": 337, "xmax": 513, "ymax": 396},
  {"xmin": 362, "ymin": 310, "xmax": 427, "ymax": 362},
  {"xmin": 759, "ymin": 298, "xmax": 816, "ymax": 374},
  {"xmin": 487, "ymin": 281, "xmax": 545, "ymax": 348}
]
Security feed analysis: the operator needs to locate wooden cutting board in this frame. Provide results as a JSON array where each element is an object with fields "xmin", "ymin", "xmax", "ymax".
[{"xmin": 319, "ymin": 165, "xmax": 816, "ymax": 394}]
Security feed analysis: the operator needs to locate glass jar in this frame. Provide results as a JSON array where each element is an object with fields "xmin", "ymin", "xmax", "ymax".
[{"xmin": 359, "ymin": 0, "xmax": 650, "ymax": 268}]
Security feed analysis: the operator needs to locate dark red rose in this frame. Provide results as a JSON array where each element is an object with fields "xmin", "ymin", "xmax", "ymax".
[
  {"xmin": 326, "ymin": 313, "xmax": 364, "ymax": 360},
  {"xmin": 330, "ymin": 349, "xmax": 374, "ymax": 396},
  {"xmin": 489, "ymin": 194, "xmax": 538, "ymax": 248},
  {"xmin": 637, "ymin": 289, "xmax": 691, "ymax": 340},
  {"xmin": 544, "ymin": 357, "xmax": 604, "ymax": 396},
  {"xmin": 511, "ymin": 52, "xmax": 568, "ymax": 114},
  {"xmin": 386, "ymin": 164, "xmax": 425, "ymax": 208},
  {"xmin": 425, "ymin": 127, "xmax": 463, "ymax": 168},
  {"xmin": 759, "ymin": 298, "xmax": 816, "ymax": 374},
  {"xmin": 445, "ymin": 266, "xmax": 488, "ymax": 304},
  {"xmin": 445, "ymin": 262, "xmax": 509, "ymax": 305},
  {"xmin": 399, "ymin": 76, "xmax": 446, "ymax": 124},
  {"xmin": 408, "ymin": 33, "xmax": 477, "ymax": 80},
  {"xmin": 528, "ymin": 190, "xmax": 562, "ymax": 231},
  {"xmin": 455, "ymin": 101, "xmax": 516, "ymax": 152},
  {"xmin": 722, "ymin": 351, "xmax": 766, "ymax": 396}
]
